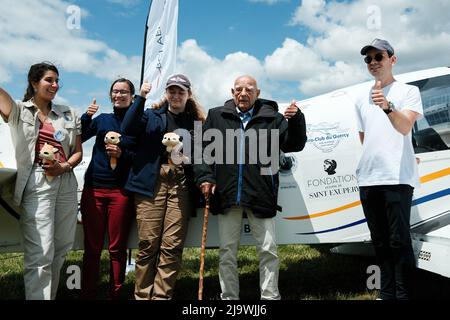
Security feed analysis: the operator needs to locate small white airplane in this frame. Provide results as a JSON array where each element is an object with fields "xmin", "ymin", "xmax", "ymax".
[{"xmin": 1, "ymin": 66, "xmax": 449, "ymax": 279}]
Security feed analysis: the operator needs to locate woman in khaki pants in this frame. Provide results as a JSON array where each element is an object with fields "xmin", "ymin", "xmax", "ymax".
[{"xmin": 121, "ymin": 74, "xmax": 204, "ymax": 299}]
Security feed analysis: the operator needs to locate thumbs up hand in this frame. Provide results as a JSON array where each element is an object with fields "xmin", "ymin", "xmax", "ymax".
[
  {"xmin": 374, "ymin": 80, "xmax": 382, "ymax": 90},
  {"xmin": 86, "ymin": 98, "xmax": 99, "ymax": 117},
  {"xmin": 371, "ymin": 81, "xmax": 388, "ymax": 109},
  {"xmin": 284, "ymin": 100, "xmax": 300, "ymax": 119},
  {"xmin": 140, "ymin": 81, "xmax": 152, "ymax": 98}
]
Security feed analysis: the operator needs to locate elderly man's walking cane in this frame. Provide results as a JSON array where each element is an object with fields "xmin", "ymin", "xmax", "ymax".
[{"xmin": 198, "ymin": 196, "xmax": 210, "ymax": 300}]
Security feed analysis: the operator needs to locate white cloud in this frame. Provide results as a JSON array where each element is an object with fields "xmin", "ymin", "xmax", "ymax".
[
  {"xmin": 285, "ymin": 0, "xmax": 450, "ymax": 95},
  {"xmin": 262, "ymin": 37, "xmax": 368, "ymax": 96},
  {"xmin": 0, "ymin": 65, "xmax": 12, "ymax": 84},
  {"xmin": 0, "ymin": 0, "xmax": 141, "ymax": 86},
  {"xmin": 53, "ymin": 94, "xmax": 71, "ymax": 106},
  {"xmin": 179, "ymin": 0, "xmax": 450, "ymax": 105},
  {"xmin": 1, "ymin": 0, "xmax": 449, "ymax": 109},
  {"xmin": 264, "ymin": 38, "xmax": 329, "ymax": 80},
  {"xmin": 299, "ymin": 61, "xmax": 367, "ymax": 96},
  {"xmin": 176, "ymin": 40, "xmax": 265, "ymax": 109},
  {"xmin": 290, "ymin": 0, "xmax": 331, "ymax": 33}
]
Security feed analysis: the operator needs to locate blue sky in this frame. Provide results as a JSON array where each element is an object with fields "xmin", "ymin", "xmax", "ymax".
[{"xmin": 1, "ymin": 0, "xmax": 450, "ymax": 118}]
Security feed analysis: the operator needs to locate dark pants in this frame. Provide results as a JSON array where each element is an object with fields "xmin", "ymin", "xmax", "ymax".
[
  {"xmin": 80, "ymin": 187, "xmax": 134, "ymax": 299},
  {"xmin": 359, "ymin": 185, "xmax": 415, "ymax": 300}
]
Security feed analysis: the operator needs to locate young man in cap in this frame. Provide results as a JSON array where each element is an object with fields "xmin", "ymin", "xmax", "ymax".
[{"xmin": 354, "ymin": 39, "xmax": 423, "ymax": 300}]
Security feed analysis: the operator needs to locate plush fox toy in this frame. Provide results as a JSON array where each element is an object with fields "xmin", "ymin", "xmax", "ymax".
[
  {"xmin": 162, "ymin": 132, "xmax": 189, "ymax": 165},
  {"xmin": 104, "ymin": 131, "xmax": 121, "ymax": 170},
  {"xmin": 39, "ymin": 143, "xmax": 59, "ymax": 182}
]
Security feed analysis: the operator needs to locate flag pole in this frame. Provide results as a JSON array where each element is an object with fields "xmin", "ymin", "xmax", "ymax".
[{"xmin": 140, "ymin": 0, "xmax": 152, "ymax": 87}]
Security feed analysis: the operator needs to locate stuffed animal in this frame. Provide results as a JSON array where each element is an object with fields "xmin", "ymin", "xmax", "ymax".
[
  {"xmin": 39, "ymin": 143, "xmax": 58, "ymax": 182},
  {"xmin": 162, "ymin": 132, "xmax": 189, "ymax": 165},
  {"xmin": 104, "ymin": 131, "xmax": 121, "ymax": 170}
]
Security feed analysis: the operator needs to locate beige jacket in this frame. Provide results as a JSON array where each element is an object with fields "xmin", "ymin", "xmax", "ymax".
[{"xmin": 3, "ymin": 100, "xmax": 81, "ymax": 205}]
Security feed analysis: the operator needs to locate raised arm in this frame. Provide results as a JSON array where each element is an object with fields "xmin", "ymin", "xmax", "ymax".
[
  {"xmin": 280, "ymin": 100, "xmax": 307, "ymax": 153},
  {"xmin": 371, "ymin": 81, "xmax": 422, "ymax": 136},
  {"xmin": 0, "ymin": 87, "xmax": 14, "ymax": 121},
  {"xmin": 81, "ymin": 98, "xmax": 100, "ymax": 142},
  {"xmin": 121, "ymin": 82, "xmax": 152, "ymax": 136}
]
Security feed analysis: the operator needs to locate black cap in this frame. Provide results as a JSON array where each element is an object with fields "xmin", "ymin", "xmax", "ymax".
[
  {"xmin": 165, "ymin": 74, "xmax": 191, "ymax": 91},
  {"xmin": 360, "ymin": 38, "xmax": 394, "ymax": 56}
]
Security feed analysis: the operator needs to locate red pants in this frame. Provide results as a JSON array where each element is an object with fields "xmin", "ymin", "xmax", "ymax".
[{"xmin": 80, "ymin": 187, "xmax": 134, "ymax": 299}]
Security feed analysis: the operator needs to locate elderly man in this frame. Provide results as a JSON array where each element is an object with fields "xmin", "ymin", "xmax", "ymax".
[
  {"xmin": 354, "ymin": 39, "xmax": 423, "ymax": 300},
  {"xmin": 194, "ymin": 75, "xmax": 307, "ymax": 300}
]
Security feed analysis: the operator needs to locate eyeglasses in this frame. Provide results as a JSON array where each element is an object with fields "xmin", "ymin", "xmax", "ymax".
[
  {"xmin": 111, "ymin": 90, "xmax": 130, "ymax": 96},
  {"xmin": 364, "ymin": 53, "xmax": 385, "ymax": 64}
]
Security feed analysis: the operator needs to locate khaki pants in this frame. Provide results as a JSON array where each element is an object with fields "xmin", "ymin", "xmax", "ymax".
[
  {"xmin": 218, "ymin": 207, "xmax": 281, "ymax": 300},
  {"xmin": 20, "ymin": 165, "xmax": 78, "ymax": 300},
  {"xmin": 134, "ymin": 164, "xmax": 191, "ymax": 300}
]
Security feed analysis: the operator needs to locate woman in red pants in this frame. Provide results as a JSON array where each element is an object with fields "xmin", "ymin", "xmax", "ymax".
[{"xmin": 80, "ymin": 78, "xmax": 137, "ymax": 299}]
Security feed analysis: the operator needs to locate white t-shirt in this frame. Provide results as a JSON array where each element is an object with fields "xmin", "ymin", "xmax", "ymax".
[{"xmin": 354, "ymin": 81, "xmax": 424, "ymax": 188}]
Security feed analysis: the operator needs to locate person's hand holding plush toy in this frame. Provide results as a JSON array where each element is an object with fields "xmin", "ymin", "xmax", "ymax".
[
  {"xmin": 162, "ymin": 132, "xmax": 189, "ymax": 165},
  {"xmin": 104, "ymin": 131, "xmax": 122, "ymax": 170},
  {"xmin": 39, "ymin": 143, "xmax": 59, "ymax": 182}
]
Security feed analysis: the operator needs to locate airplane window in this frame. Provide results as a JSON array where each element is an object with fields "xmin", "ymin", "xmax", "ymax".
[{"xmin": 409, "ymin": 74, "xmax": 450, "ymax": 153}]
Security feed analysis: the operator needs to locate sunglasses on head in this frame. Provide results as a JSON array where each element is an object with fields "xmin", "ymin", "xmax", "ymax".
[{"xmin": 364, "ymin": 53, "xmax": 385, "ymax": 64}]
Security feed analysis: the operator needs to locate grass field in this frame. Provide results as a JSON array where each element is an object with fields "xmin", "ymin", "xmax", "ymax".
[{"xmin": 1, "ymin": 244, "xmax": 449, "ymax": 300}]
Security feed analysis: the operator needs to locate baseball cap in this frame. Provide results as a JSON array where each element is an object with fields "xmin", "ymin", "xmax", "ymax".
[
  {"xmin": 165, "ymin": 74, "xmax": 191, "ymax": 91},
  {"xmin": 360, "ymin": 38, "xmax": 394, "ymax": 56}
]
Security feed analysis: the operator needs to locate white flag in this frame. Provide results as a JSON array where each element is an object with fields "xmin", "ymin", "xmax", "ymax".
[{"xmin": 141, "ymin": 0, "xmax": 178, "ymax": 106}]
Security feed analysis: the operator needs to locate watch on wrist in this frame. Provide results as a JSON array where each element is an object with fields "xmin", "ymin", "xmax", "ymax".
[{"xmin": 384, "ymin": 101, "xmax": 395, "ymax": 115}]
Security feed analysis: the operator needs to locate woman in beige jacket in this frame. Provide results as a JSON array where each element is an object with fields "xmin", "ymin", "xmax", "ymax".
[{"xmin": 0, "ymin": 62, "xmax": 82, "ymax": 300}]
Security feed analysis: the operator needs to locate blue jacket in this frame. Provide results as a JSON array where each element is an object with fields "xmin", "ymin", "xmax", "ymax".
[
  {"xmin": 81, "ymin": 107, "xmax": 135, "ymax": 188},
  {"xmin": 121, "ymin": 96, "xmax": 167, "ymax": 197}
]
